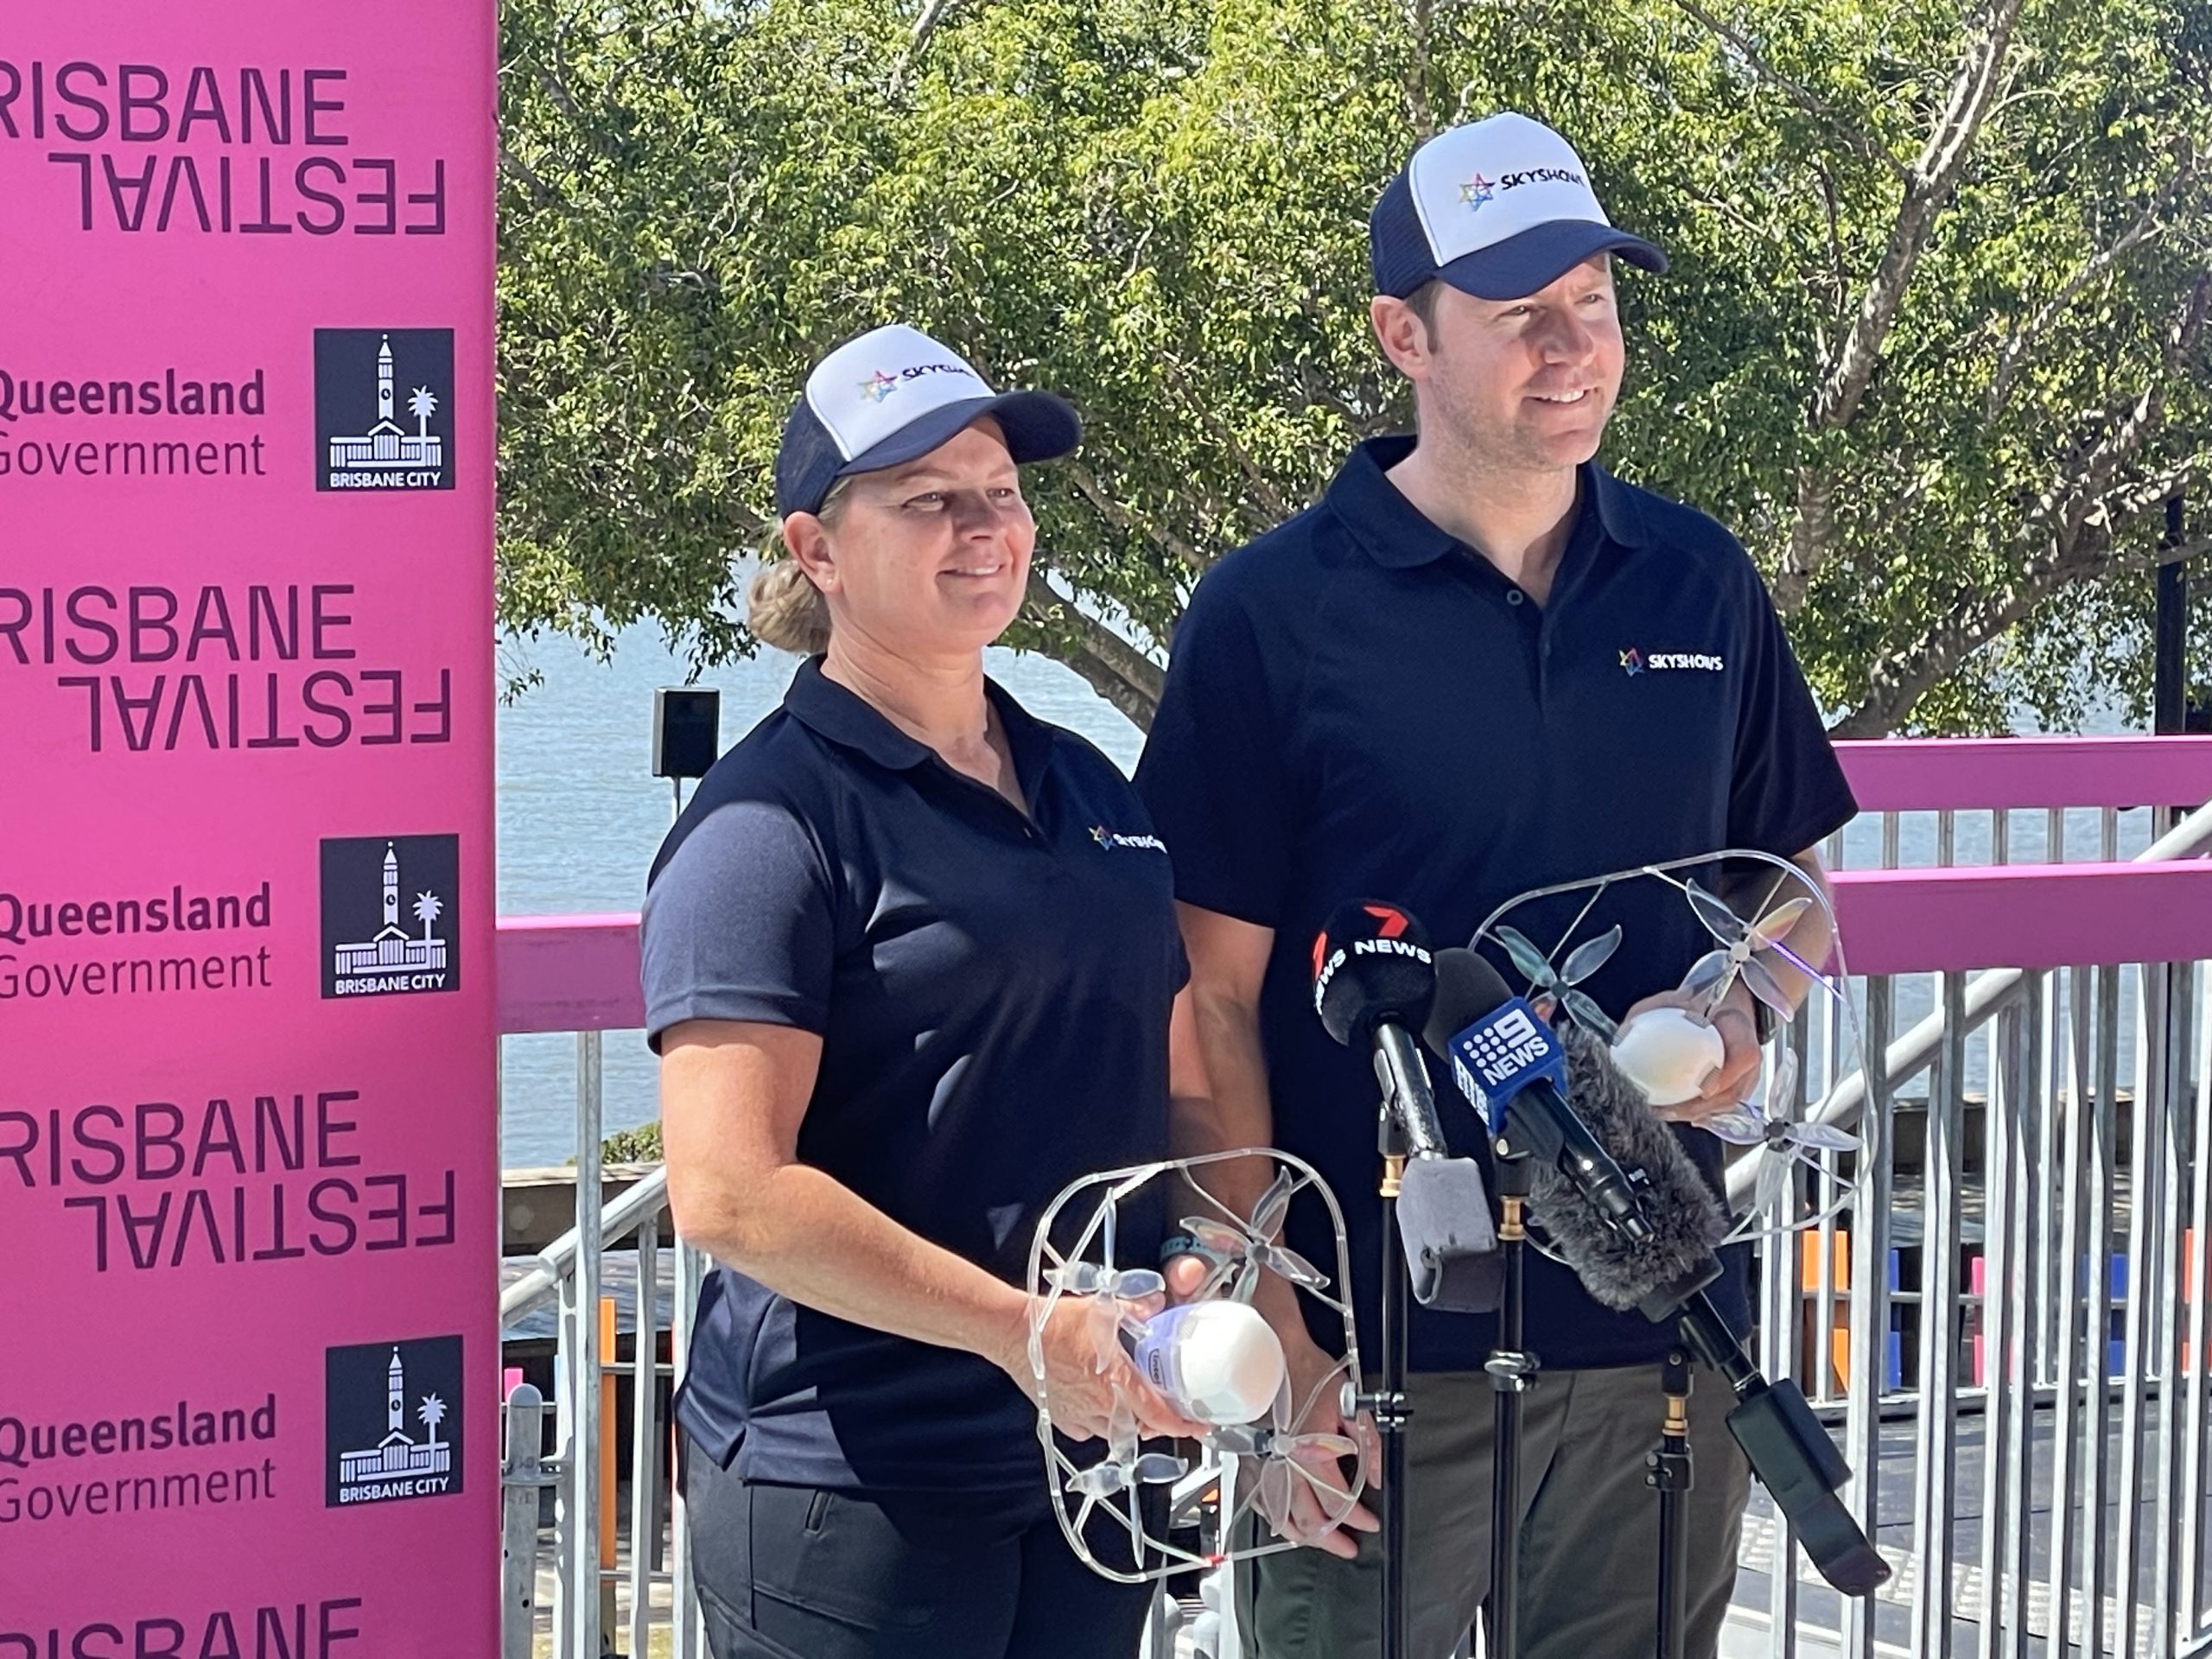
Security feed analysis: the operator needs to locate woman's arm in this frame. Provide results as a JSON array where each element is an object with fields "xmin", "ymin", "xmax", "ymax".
[{"xmin": 660, "ymin": 1016, "xmax": 1202, "ymax": 1440}]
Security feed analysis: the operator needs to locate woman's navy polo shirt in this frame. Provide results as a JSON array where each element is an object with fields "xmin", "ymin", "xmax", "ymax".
[
  {"xmin": 641, "ymin": 658, "xmax": 1185, "ymax": 1492},
  {"xmin": 1135, "ymin": 435, "xmax": 1858, "ymax": 1375}
]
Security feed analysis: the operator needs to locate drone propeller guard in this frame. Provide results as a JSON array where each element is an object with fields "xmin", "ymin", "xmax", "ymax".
[
  {"xmin": 1472, "ymin": 848, "xmax": 1877, "ymax": 1246},
  {"xmin": 1024, "ymin": 1147, "xmax": 1367, "ymax": 1583}
]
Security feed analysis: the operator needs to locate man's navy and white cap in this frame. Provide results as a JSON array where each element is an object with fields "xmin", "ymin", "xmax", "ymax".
[
  {"xmin": 774, "ymin": 324, "xmax": 1082, "ymax": 518},
  {"xmin": 1370, "ymin": 112, "xmax": 1666, "ymax": 302}
]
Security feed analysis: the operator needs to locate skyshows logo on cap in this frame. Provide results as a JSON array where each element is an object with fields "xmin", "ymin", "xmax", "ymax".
[
  {"xmin": 773, "ymin": 323, "xmax": 1082, "ymax": 518},
  {"xmin": 1370, "ymin": 111, "xmax": 1667, "ymax": 302}
]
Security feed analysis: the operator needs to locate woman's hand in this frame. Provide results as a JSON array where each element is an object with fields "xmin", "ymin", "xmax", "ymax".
[{"xmin": 995, "ymin": 1296, "xmax": 1209, "ymax": 1444}]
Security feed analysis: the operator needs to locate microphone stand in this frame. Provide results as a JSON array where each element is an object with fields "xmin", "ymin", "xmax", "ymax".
[
  {"xmin": 1360, "ymin": 1025, "xmax": 1447, "ymax": 1659},
  {"xmin": 1365, "ymin": 1110, "xmax": 1414, "ymax": 1659},
  {"xmin": 1482, "ymin": 1136, "xmax": 1539, "ymax": 1659},
  {"xmin": 1647, "ymin": 1349, "xmax": 1694, "ymax": 1659}
]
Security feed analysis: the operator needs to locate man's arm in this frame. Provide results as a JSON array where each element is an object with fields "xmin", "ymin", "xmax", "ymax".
[{"xmin": 1168, "ymin": 901, "xmax": 1283, "ymax": 1221}]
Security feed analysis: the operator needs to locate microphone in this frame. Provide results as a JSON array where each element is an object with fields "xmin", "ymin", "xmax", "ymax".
[
  {"xmin": 1429, "ymin": 951, "xmax": 1891, "ymax": 1598},
  {"xmin": 1312, "ymin": 900, "xmax": 1443, "ymax": 1155},
  {"xmin": 1424, "ymin": 950, "xmax": 1652, "ymax": 1243},
  {"xmin": 1423, "ymin": 949, "xmax": 1726, "ymax": 1319},
  {"xmin": 1312, "ymin": 903, "xmax": 1500, "ymax": 1312}
]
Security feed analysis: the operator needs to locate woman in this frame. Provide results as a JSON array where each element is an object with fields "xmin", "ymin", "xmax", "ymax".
[{"xmin": 643, "ymin": 323, "xmax": 1205, "ymax": 1659}]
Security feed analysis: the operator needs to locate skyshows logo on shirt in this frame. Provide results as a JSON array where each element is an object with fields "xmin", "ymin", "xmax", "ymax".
[
  {"xmin": 1090, "ymin": 826, "xmax": 1167, "ymax": 854},
  {"xmin": 326, "ymin": 1335, "xmax": 464, "ymax": 1508},
  {"xmin": 1621, "ymin": 646, "xmax": 1725, "ymax": 675},
  {"xmin": 315, "ymin": 328, "xmax": 455, "ymax": 492},
  {"xmin": 320, "ymin": 835, "xmax": 461, "ymax": 998}
]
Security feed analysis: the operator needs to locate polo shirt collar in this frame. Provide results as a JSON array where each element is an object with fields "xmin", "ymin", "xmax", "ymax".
[
  {"xmin": 783, "ymin": 656, "xmax": 1058, "ymax": 800},
  {"xmin": 1325, "ymin": 435, "xmax": 1650, "ymax": 569}
]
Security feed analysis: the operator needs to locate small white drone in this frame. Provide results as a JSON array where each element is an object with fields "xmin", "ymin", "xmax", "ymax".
[
  {"xmin": 1477, "ymin": 849, "xmax": 1873, "ymax": 1237},
  {"xmin": 1025, "ymin": 1148, "xmax": 1367, "ymax": 1583}
]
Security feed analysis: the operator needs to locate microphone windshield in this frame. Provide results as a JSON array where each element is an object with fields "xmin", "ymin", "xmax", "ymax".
[
  {"xmin": 1546, "ymin": 1026, "xmax": 1729, "ymax": 1313},
  {"xmin": 1311, "ymin": 900, "xmax": 1436, "ymax": 1047},
  {"xmin": 1421, "ymin": 947, "xmax": 1512, "ymax": 1056}
]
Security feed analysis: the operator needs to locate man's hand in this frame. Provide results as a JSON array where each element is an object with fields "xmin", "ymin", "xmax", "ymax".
[
  {"xmin": 1620, "ymin": 982, "xmax": 1764, "ymax": 1123},
  {"xmin": 1163, "ymin": 1253, "xmax": 1380, "ymax": 1558},
  {"xmin": 1259, "ymin": 1325, "xmax": 1381, "ymax": 1557}
]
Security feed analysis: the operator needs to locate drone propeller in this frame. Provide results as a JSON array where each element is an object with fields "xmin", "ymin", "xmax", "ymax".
[
  {"xmin": 1045, "ymin": 1261, "xmax": 1166, "ymax": 1300},
  {"xmin": 1701, "ymin": 1050, "xmax": 1860, "ymax": 1224},
  {"xmin": 1176, "ymin": 1169, "xmax": 1329, "ymax": 1304},
  {"xmin": 1067, "ymin": 1451, "xmax": 1187, "ymax": 1498},
  {"xmin": 1497, "ymin": 922, "xmax": 1623, "ymax": 1039}
]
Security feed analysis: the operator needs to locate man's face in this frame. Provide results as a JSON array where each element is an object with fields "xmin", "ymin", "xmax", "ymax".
[{"xmin": 1414, "ymin": 257, "xmax": 1625, "ymax": 474}]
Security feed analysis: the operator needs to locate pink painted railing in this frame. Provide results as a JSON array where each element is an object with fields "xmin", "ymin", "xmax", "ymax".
[
  {"xmin": 493, "ymin": 738, "xmax": 2212, "ymax": 1034},
  {"xmin": 492, "ymin": 864, "xmax": 2212, "ymax": 1033},
  {"xmin": 499, "ymin": 912, "xmax": 646, "ymax": 1034},
  {"xmin": 1832, "ymin": 734, "xmax": 2212, "ymax": 812}
]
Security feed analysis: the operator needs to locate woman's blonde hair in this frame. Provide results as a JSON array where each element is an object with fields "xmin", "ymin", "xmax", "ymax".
[{"xmin": 747, "ymin": 480, "xmax": 849, "ymax": 656}]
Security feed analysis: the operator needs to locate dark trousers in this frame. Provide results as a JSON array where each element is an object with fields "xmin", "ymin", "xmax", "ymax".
[
  {"xmin": 682, "ymin": 1438, "xmax": 1157, "ymax": 1659},
  {"xmin": 1242, "ymin": 1364, "xmax": 1750, "ymax": 1659}
]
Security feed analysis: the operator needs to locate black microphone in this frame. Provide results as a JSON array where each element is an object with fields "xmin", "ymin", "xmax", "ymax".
[
  {"xmin": 1422, "ymin": 951, "xmax": 1658, "ymax": 1239},
  {"xmin": 1422, "ymin": 948, "xmax": 1726, "ymax": 1319},
  {"xmin": 1313, "ymin": 903, "xmax": 1500, "ymax": 1312},
  {"xmin": 1312, "ymin": 900, "xmax": 1445, "ymax": 1156}
]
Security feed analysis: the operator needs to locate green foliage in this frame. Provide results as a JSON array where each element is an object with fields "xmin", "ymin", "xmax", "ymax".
[
  {"xmin": 599, "ymin": 1120, "xmax": 664, "ymax": 1163},
  {"xmin": 497, "ymin": 0, "xmax": 2211, "ymax": 734}
]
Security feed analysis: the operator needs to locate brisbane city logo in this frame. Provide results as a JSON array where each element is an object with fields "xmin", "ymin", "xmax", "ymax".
[
  {"xmin": 318, "ymin": 835, "xmax": 461, "ymax": 998},
  {"xmin": 314, "ymin": 328, "xmax": 455, "ymax": 492},
  {"xmin": 325, "ymin": 1335, "xmax": 465, "ymax": 1508}
]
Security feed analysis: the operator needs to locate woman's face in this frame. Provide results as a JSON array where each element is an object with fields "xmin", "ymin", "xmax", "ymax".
[{"xmin": 785, "ymin": 420, "xmax": 1033, "ymax": 662}]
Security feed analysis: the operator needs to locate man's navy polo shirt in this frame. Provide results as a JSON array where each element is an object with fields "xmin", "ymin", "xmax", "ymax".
[
  {"xmin": 641, "ymin": 658, "xmax": 1185, "ymax": 1491},
  {"xmin": 1135, "ymin": 435, "xmax": 1856, "ymax": 1373}
]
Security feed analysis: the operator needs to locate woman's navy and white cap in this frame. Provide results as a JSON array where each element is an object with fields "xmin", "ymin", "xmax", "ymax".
[
  {"xmin": 1370, "ymin": 112, "xmax": 1667, "ymax": 302},
  {"xmin": 774, "ymin": 324, "xmax": 1082, "ymax": 518}
]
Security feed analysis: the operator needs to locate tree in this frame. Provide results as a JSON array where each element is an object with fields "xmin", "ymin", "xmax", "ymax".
[
  {"xmin": 414, "ymin": 891, "xmax": 444, "ymax": 939},
  {"xmin": 417, "ymin": 1393, "xmax": 447, "ymax": 1446},
  {"xmin": 496, "ymin": 0, "xmax": 2210, "ymax": 734},
  {"xmin": 409, "ymin": 387, "xmax": 440, "ymax": 439}
]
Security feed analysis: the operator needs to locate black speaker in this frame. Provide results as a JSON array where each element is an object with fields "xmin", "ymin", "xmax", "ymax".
[{"xmin": 652, "ymin": 688, "xmax": 721, "ymax": 779}]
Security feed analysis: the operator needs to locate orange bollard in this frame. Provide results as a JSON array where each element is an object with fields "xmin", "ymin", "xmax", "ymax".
[
  {"xmin": 600, "ymin": 1296, "xmax": 619, "ymax": 1573},
  {"xmin": 1799, "ymin": 1230, "xmax": 1853, "ymax": 1394}
]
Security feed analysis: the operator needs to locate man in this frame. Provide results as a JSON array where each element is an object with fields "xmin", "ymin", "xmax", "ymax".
[{"xmin": 1135, "ymin": 111, "xmax": 1858, "ymax": 1659}]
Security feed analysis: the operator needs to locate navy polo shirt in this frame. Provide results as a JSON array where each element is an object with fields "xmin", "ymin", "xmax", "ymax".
[
  {"xmin": 1135, "ymin": 435, "xmax": 1856, "ymax": 1374},
  {"xmin": 641, "ymin": 658, "xmax": 1185, "ymax": 1491}
]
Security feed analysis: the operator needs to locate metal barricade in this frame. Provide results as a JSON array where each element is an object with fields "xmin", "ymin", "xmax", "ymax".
[{"xmin": 499, "ymin": 777, "xmax": 2212, "ymax": 1659}]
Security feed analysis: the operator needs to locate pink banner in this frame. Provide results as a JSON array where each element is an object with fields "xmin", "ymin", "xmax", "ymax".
[{"xmin": 0, "ymin": 8, "xmax": 498, "ymax": 1652}]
